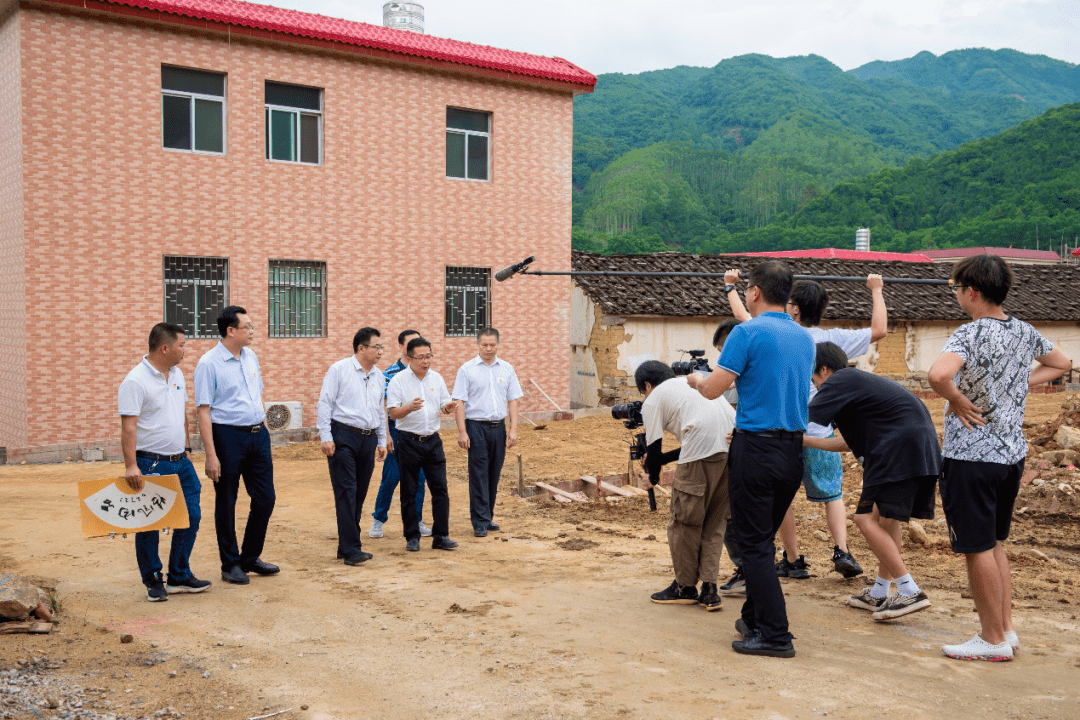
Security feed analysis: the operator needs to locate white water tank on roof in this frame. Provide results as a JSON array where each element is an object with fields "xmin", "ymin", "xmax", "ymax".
[
  {"xmin": 855, "ymin": 228, "xmax": 870, "ymax": 252},
  {"xmin": 383, "ymin": 2, "xmax": 425, "ymax": 33}
]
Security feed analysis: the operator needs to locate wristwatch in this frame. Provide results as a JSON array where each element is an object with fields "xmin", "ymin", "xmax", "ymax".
[
  {"xmin": 724, "ymin": 284, "xmax": 737, "ymax": 294},
  {"xmin": 184, "ymin": 447, "xmax": 193, "ymax": 453}
]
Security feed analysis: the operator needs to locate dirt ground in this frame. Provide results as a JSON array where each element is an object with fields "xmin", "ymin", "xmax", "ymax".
[{"xmin": 2, "ymin": 394, "xmax": 1079, "ymax": 719}]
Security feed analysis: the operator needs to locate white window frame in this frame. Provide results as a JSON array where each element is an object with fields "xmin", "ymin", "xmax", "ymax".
[
  {"xmin": 265, "ymin": 85, "xmax": 323, "ymax": 166},
  {"xmin": 446, "ymin": 108, "xmax": 491, "ymax": 182},
  {"xmin": 161, "ymin": 70, "xmax": 226, "ymax": 156}
]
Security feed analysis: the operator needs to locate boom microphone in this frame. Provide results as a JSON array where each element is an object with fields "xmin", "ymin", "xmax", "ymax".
[{"xmin": 495, "ymin": 256, "xmax": 534, "ymax": 282}]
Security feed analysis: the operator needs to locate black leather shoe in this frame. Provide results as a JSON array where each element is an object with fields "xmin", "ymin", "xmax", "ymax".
[
  {"xmin": 344, "ymin": 552, "xmax": 373, "ymax": 566},
  {"xmin": 221, "ymin": 565, "xmax": 250, "ymax": 585},
  {"xmin": 406, "ymin": 538, "xmax": 420, "ymax": 552},
  {"xmin": 432, "ymin": 536, "xmax": 459, "ymax": 550},
  {"xmin": 474, "ymin": 527, "xmax": 488, "ymax": 537},
  {"xmin": 241, "ymin": 558, "xmax": 280, "ymax": 576},
  {"xmin": 732, "ymin": 635, "xmax": 795, "ymax": 658},
  {"xmin": 487, "ymin": 523, "xmax": 500, "ymax": 532}
]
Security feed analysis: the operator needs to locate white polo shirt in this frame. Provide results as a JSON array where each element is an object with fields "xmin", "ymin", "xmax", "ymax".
[
  {"xmin": 641, "ymin": 377, "xmax": 734, "ymax": 464},
  {"xmin": 386, "ymin": 367, "xmax": 451, "ymax": 436},
  {"xmin": 118, "ymin": 357, "xmax": 188, "ymax": 455},
  {"xmin": 452, "ymin": 355, "xmax": 524, "ymax": 421}
]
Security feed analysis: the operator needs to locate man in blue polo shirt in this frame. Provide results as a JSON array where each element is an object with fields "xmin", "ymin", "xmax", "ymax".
[
  {"xmin": 689, "ymin": 260, "xmax": 814, "ymax": 658},
  {"xmin": 195, "ymin": 306, "xmax": 280, "ymax": 586}
]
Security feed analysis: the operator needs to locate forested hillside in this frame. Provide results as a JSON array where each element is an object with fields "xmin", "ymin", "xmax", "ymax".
[{"xmin": 572, "ymin": 49, "xmax": 1080, "ymax": 255}]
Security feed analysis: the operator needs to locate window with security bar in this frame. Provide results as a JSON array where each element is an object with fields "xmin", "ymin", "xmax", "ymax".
[
  {"xmin": 445, "ymin": 266, "xmax": 490, "ymax": 337},
  {"xmin": 163, "ymin": 257, "xmax": 229, "ymax": 339},
  {"xmin": 268, "ymin": 260, "xmax": 327, "ymax": 338}
]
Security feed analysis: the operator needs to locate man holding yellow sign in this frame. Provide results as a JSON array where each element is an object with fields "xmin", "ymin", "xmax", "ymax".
[{"xmin": 118, "ymin": 323, "xmax": 210, "ymax": 602}]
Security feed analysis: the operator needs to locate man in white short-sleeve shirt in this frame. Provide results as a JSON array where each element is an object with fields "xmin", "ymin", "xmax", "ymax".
[
  {"xmin": 118, "ymin": 323, "xmax": 210, "ymax": 602},
  {"xmin": 453, "ymin": 328, "xmax": 524, "ymax": 536},
  {"xmin": 386, "ymin": 337, "xmax": 458, "ymax": 552},
  {"xmin": 637, "ymin": 361, "xmax": 735, "ymax": 612}
]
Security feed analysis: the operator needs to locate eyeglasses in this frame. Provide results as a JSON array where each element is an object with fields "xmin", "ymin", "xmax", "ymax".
[
  {"xmin": 238, "ymin": 324, "xmax": 256, "ymax": 331},
  {"xmin": 409, "ymin": 353, "xmax": 434, "ymax": 361},
  {"xmin": 363, "ymin": 344, "xmax": 386, "ymax": 351},
  {"xmin": 947, "ymin": 280, "xmax": 969, "ymax": 292}
]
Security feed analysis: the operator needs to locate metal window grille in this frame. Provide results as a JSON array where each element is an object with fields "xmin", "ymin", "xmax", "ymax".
[
  {"xmin": 268, "ymin": 260, "xmax": 327, "ymax": 338},
  {"xmin": 163, "ymin": 256, "xmax": 229, "ymax": 339},
  {"xmin": 445, "ymin": 266, "xmax": 490, "ymax": 337}
]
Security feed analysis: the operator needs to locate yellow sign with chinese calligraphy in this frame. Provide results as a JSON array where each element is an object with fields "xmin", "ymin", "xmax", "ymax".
[{"xmin": 78, "ymin": 476, "xmax": 190, "ymax": 538}]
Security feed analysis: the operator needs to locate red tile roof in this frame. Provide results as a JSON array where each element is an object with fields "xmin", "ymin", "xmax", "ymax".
[
  {"xmin": 919, "ymin": 247, "xmax": 1060, "ymax": 261},
  {"xmin": 723, "ymin": 248, "xmax": 933, "ymax": 263},
  {"xmin": 79, "ymin": 0, "xmax": 596, "ymax": 89}
]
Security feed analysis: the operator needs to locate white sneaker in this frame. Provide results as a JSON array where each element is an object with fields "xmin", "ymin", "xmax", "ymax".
[
  {"xmin": 942, "ymin": 634, "xmax": 1013, "ymax": 662},
  {"xmin": 369, "ymin": 520, "xmax": 384, "ymax": 539},
  {"xmin": 1004, "ymin": 630, "xmax": 1019, "ymax": 650},
  {"xmin": 418, "ymin": 522, "xmax": 433, "ymax": 537}
]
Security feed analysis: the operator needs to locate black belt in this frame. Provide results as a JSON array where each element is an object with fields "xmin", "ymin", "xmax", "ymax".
[
  {"xmin": 215, "ymin": 423, "xmax": 264, "ymax": 433},
  {"xmin": 399, "ymin": 430, "xmax": 437, "ymax": 441},
  {"xmin": 733, "ymin": 428, "xmax": 803, "ymax": 439},
  {"xmin": 331, "ymin": 419, "xmax": 377, "ymax": 435},
  {"xmin": 466, "ymin": 419, "xmax": 505, "ymax": 428},
  {"xmin": 136, "ymin": 450, "xmax": 186, "ymax": 462}
]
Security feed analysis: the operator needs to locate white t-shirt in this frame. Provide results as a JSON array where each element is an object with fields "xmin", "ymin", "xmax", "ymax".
[
  {"xmin": 641, "ymin": 377, "xmax": 735, "ymax": 464},
  {"xmin": 386, "ymin": 367, "xmax": 452, "ymax": 436},
  {"xmin": 804, "ymin": 326, "xmax": 874, "ymax": 439},
  {"xmin": 118, "ymin": 358, "xmax": 188, "ymax": 455}
]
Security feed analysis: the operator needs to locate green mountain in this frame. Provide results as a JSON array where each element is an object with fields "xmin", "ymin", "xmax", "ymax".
[{"xmin": 572, "ymin": 48, "xmax": 1080, "ymax": 253}]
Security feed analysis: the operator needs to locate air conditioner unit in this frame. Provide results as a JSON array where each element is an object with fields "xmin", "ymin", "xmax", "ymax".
[{"xmin": 264, "ymin": 402, "xmax": 303, "ymax": 431}]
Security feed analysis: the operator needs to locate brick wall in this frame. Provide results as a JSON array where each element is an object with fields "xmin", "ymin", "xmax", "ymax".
[
  {"xmin": 0, "ymin": 2, "xmax": 28, "ymax": 451},
  {"xmin": 8, "ymin": 4, "xmax": 574, "ymax": 458}
]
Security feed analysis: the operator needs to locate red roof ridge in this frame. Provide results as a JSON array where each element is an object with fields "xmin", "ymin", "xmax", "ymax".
[
  {"xmin": 73, "ymin": 0, "xmax": 596, "ymax": 88},
  {"xmin": 720, "ymin": 248, "xmax": 933, "ymax": 263}
]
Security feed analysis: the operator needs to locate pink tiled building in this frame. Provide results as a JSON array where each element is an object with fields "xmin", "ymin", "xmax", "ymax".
[{"xmin": 0, "ymin": 0, "xmax": 595, "ymax": 463}]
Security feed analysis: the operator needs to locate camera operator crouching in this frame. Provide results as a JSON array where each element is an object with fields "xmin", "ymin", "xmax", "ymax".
[{"xmin": 635, "ymin": 360, "xmax": 736, "ymax": 612}]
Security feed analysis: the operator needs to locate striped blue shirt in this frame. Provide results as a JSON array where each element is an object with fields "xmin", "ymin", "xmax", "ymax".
[{"xmin": 194, "ymin": 341, "xmax": 266, "ymax": 426}]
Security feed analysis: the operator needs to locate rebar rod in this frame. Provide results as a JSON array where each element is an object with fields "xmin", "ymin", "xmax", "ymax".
[{"xmin": 520, "ymin": 270, "xmax": 950, "ymax": 285}]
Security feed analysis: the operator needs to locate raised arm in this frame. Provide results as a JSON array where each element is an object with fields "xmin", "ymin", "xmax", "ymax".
[
  {"xmin": 867, "ymin": 274, "xmax": 887, "ymax": 343},
  {"xmin": 724, "ymin": 269, "xmax": 751, "ymax": 323}
]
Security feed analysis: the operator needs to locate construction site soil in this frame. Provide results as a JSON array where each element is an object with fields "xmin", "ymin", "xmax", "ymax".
[{"xmin": 2, "ymin": 394, "xmax": 1078, "ymax": 719}]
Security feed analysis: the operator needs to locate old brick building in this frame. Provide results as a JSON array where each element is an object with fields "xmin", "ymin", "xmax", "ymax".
[{"xmin": 0, "ymin": 0, "xmax": 595, "ymax": 462}]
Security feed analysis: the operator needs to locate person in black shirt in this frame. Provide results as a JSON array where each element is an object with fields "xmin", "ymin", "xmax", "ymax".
[{"xmin": 806, "ymin": 342, "xmax": 942, "ymax": 622}]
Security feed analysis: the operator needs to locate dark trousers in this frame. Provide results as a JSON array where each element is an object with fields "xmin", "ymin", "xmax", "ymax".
[
  {"xmin": 372, "ymin": 423, "xmax": 426, "ymax": 524},
  {"xmin": 465, "ymin": 419, "xmax": 507, "ymax": 530},
  {"xmin": 729, "ymin": 431, "xmax": 803, "ymax": 643},
  {"xmin": 397, "ymin": 431, "xmax": 450, "ymax": 542},
  {"xmin": 327, "ymin": 420, "xmax": 378, "ymax": 559},
  {"xmin": 724, "ymin": 517, "xmax": 742, "ymax": 568},
  {"xmin": 134, "ymin": 455, "xmax": 201, "ymax": 585},
  {"xmin": 212, "ymin": 424, "xmax": 275, "ymax": 572}
]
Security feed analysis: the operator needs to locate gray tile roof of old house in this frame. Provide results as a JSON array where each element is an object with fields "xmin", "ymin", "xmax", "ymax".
[{"xmin": 570, "ymin": 251, "xmax": 1080, "ymax": 322}]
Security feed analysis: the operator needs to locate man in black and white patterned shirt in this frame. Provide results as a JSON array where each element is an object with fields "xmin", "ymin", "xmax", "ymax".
[{"xmin": 929, "ymin": 254, "xmax": 1071, "ymax": 662}]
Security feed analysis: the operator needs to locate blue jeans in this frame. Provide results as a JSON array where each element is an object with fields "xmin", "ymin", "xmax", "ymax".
[
  {"xmin": 372, "ymin": 423, "xmax": 425, "ymax": 524},
  {"xmin": 134, "ymin": 455, "xmax": 202, "ymax": 585}
]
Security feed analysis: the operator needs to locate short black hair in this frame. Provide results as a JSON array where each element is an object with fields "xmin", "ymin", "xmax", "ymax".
[
  {"xmin": 815, "ymin": 342, "xmax": 849, "ymax": 374},
  {"xmin": 789, "ymin": 281, "xmax": 828, "ymax": 326},
  {"xmin": 398, "ymin": 329, "xmax": 421, "ymax": 345},
  {"xmin": 217, "ymin": 306, "xmax": 247, "ymax": 338},
  {"xmin": 406, "ymin": 337, "xmax": 431, "ymax": 357},
  {"xmin": 478, "ymin": 327, "xmax": 499, "ymax": 342},
  {"xmin": 352, "ymin": 327, "xmax": 380, "ymax": 353},
  {"xmin": 747, "ymin": 260, "xmax": 793, "ymax": 306},
  {"xmin": 635, "ymin": 360, "xmax": 675, "ymax": 393},
  {"xmin": 148, "ymin": 323, "xmax": 185, "ymax": 353},
  {"xmin": 951, "ymin": 254, "xmax": 1014, "ymax": 305},
  {"xmin": 712, "ymin": 319, "xmax": 741, "ymax": 349}
]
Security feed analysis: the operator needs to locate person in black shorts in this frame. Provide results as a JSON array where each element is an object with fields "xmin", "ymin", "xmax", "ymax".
[
  {"xmin": 928, "ymin": 254, "xmax": 1070, "ymax": 661},
  {"xmin": 805, "ymin": 342, "xmax": 942, "ymax": 622}
]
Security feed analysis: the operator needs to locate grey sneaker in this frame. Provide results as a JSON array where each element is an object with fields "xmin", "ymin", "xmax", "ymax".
[
  {"xmin": 872, "ymin": 591, "xmax": 931, "ymax": 621},
  {"xmin": 146, "ymin": 572, "xmax": 168, "ymax": 602},
  {"xmin": 720, "ymin": 567, "xmax": 746, "ymax": 596},
  {"xmin": 369, "ymin": 520, "xmax": 384, "ymax": 539},
  {"xmin": 848, "ymin": 587, "xmax": 887, "ymax": 611},
  {"xmin": 418, "ymin": 521, "xmax": 433, "ymax": 537}
]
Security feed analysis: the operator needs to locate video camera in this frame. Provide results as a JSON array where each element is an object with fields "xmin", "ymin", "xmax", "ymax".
[
  {"xmin": 611, "ymin": 401, "xmax": 653, "ymax": 510},
  {"xmin": 672, "ymin": 349, "xmax": 711, "ymax": 376}
]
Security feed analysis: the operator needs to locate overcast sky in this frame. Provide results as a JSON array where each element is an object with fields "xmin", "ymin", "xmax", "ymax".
[{"xmin": 273, "ymin": 0, "xmax": 1080, "ymax": 75}]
